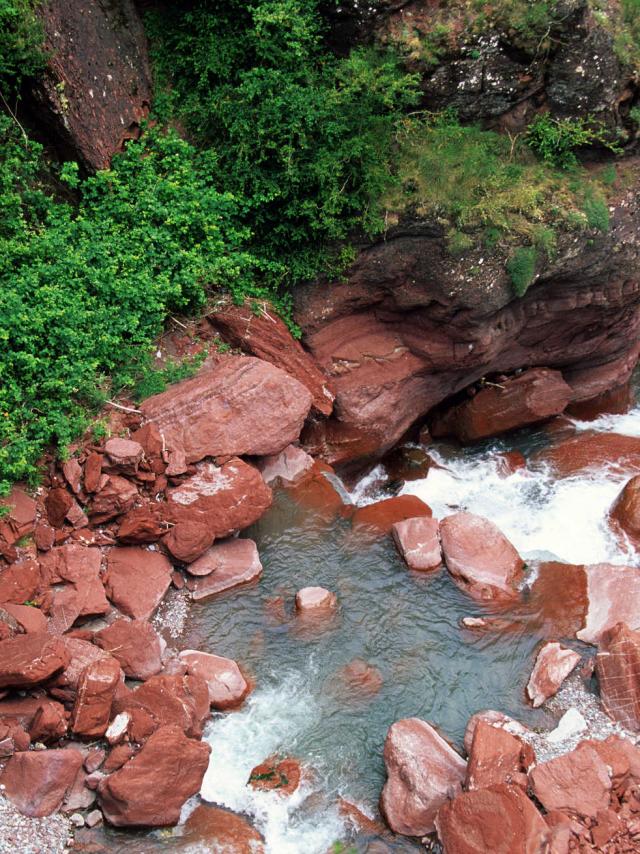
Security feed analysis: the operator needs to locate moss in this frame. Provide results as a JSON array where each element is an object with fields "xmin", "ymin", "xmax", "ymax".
[{"xmin": 507, "ymin": 246, "xmax": 537, "ymax": 296}]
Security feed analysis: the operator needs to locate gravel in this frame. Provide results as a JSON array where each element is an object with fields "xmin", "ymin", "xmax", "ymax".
[{"xmin": 0, "ymin": 796, "xmax": 72, "ymax": 854}]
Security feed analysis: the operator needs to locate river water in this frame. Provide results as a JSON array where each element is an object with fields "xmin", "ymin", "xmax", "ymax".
[{"xmin": 108, "ymin": 381, "xmax": 640, "ymax": 852}]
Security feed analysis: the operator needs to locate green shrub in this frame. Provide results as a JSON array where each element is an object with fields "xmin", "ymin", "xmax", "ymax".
[
  {"xmin": 526, "ymin": 113, "xmax": 620, "ymax": 168},
  {"xmin": 507, "ymin": 247, "xmax": 537, "ymax": 296},
  {"xmin": 0, "ymin": 0, "xmax": 44, "ymax": 96},
  {"xmin": 582, "ymin": 192, "xmax": 610, "ymax": 231}
]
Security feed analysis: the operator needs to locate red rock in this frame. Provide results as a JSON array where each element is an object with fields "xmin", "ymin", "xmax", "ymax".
[
  {"xmin": 257, "ymin": 444, "xmax": 315, "ymax": 486},
  {"xmin": 0, "ymin": 696, "xmax": 68, "ymax": 742},
  {"xmin": 84, "ymin": 748, "xmax": 106, "ymax": 773},
  {"xmin": 94, "ymin": 619, "xmax": 163, "ymax": 681},
  {"xmin": 0, "ymin": 487, "xmax": 37, "ymax": 543},
  {"xmin": 104, "ymin": 438, "xmax": 144, "ymax": 474},
  {"xmin": 187, "ymin": 540, "xmax": 263, "ymax": 600},
  {"xmin": 140, "ymin": 356, "xmax": 313, "ymax": 467},
  {"xmin": 529, "ymin": 742, "xmax": 612, "ymax": 818},
  {"xmin": 0, "ymin": 559, "xmax": 43, "ymax": 605},
  {"xmin": 103, "ymin": 546, "xmax": 172, "ymax": 620},
  {"xmin": 49, "ymin": 638, "xmax": 115, "ymax": 702},
  {"xmin": 0, "ymin": 632, "xmax": 69, "ymax": 688},
  {"xmin": 380, "ymin": 717, "xmax": 466, "ymax": 836},
  {"xmin": 295, "ymin": 586, "xmax": 337, "ymax": 613},
  {"xmin": 84, "ymin": 453, "xmax": 103, "ymax": 493},
  {"xmin": 0, "ymin": 721, "xmax": 30, "ymax": 755},
  {"xmin": 577, "ymin": 562, "xmax": 640, "ymax": 644},
  {"xmin": 89, "ymin": 476, "xmax": 138, "ymax": 525},
  {"xmin": 495, "ymin": 450, "xmax": 527, "ymax": 477},
  {"xmin": 248, "ymin": 756, "xmax": 301, "ymax": 796},
  {"xmin": 0, "ymin": 748, "xmax": 83, "ymax": 817},
  {"xmin": 72, "ymin": 657, "xmax": 122, "ymax": 738},
  {"xmin": 466, "ymin": 720, "xmax": 534, "ymax": 791},
  {"xmin": 542, "ymin": 433, "xmax": 640, "ymax": 478},
  {"xmin": 2, "ymin": 602, "xmax": 47, "ymax": 633},
  {"xmin": 351, "ymin": 494, "xmax": 431, "ymax": 537},
  {"xmin": 113, "ymin": 674, "xmax": 210, "ymax": 740},
  {"xmin": 103, "ymin": 743, "xmax": 135, "ymax": 772},
  {"xmin": 435, "ymin": 783, "xmax": 549, "ymax": 854},
  {"xmin": 463, "ymin": 711, "xmax": 530, "ymax": 755},
  {"xmin": 208, "ymin": 300, "xmax": 334, "ymax": 416},
  {"xmin": 62, "ymin": 458, "xmax": 84, "ymax": 496},
  {"xmin": 178, "ymin": 650, "xmax": 250, "ymax": 710},
  {"xmin": 63, "ymin": 765, "xmax": 96, "ymax": 812},
  {"xmin": 526, "ymin": 642, "xmax": 581, "ymax": 708},
  {"xmin": 182, "ymin": 804, "xmax": 264, "ymax": 852},
  {"xmin": 588, "ymin": 735, "xmax": 640, "ymax": 784},
  {"xmin": 392, "ymin": 516, "xmax": 441, "ymax": 571},
  {"xmin": 567, "ymin": 382, "xmax": 633, "ymax": 421},
  {"xmin": 34, "ymin": 522, "xmax": 55, "ymax": 551},
  {"xmin": 335, "ymin": 658, "xmax": 383, "ymax": 699},
  {"xmin": 163, "ymin": 519, "xmax": 214, "ymax": 564},
  {"xmin": 46, "ymin": 487, "xmax": 74, "ymax": 528},
  {"xmin": 440, "ymin": 512, "xmax": 523, "ymax": 603},
  {"xmin": 596, "ymin": 622, "xmax": 640, "ymax": 731},
  {"xmin": 97, "ymin": 724, "xmax": 210, "ymax": 826},
  {"xmin": 130, "ymin": 422, "xmax": 164, "ymax": 464},
  {"xmin": 116, "ymin": 506, "xmax": 164, "ymax": 544},
  {"xmin": 610, "ymin": 475, "xmax": 640, "ymax": 550},
  {"xmin": 41, "ymin": 545, "xmax": 109, "ymax": 632},
  {"xmin": 431, "ymin": 368, "xmax": 572, "ymax": 443},
  {"xmin": 167, "ymin": 459, "xmax": 272, "ymax": 541}
]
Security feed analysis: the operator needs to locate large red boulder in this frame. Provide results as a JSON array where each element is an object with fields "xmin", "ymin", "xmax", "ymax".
[
  {"xmin": 166, "ymin": 460, "xmax": 272, "ymax": 542},
  {"xmin": 465, "ymin": 720, "xmax": 535, "ymax": 791},
  {"xmin": 596, "ymin": 622, "xmax": 640, "ymax": 731},
  {"xmin": 542, "ymin": 432, "xmax": 640, "ymax": 478},
  {"xmin": 208, "ymin": 301, "xmax": 334, "ymax": 416},
  {"xmin": 113, "ymin": 673, "xmax": 210, "ymax": 741},
  {"xmin": 610, "ymin": 475, "xmax": 640, "ymax": 549},
  {"xmin": 182, "ymin": 803, "xmax": 265, "ymax": 851},
  {"xmin": 439, "ymin": 512, "xmax": 523, "ymax": 603},
  {"xmin": 103, "ymin": 546, "xmax": 172, "ymax": 620},
  {"xmin": 392, "ymin": 516, "xmax": 441, "ymax": 571},
  {"xmin": 89, "ymin": 475, "xmax": 139, "ymax": 525},
  {"xmin": 97, "ymin": 724, "xmax": 211, "ymax": 826},
  {"xmin": 0, "ymin": 559, "xmax": 45, "ymax": 606},
  {"xmin": 432, "ymin": 368, "xmax": 572, "ymax": 443},
  {"xmin": 380, "ymin": 717, "xmax": 466, "ymax": 836},
  {"xmin": 187, "ymin": 539, "xmax": 263, "ymax": 600},
  {"xmin": 435, "ymin": 783, "xmax": 549, "ymax": 854},
  {"xmin": 1, "ymin": 602, "xmax": 47, "ymax": 634},
  {"xmin": 163, "ymin": 519, "xmax": 214, "ymax": 564},
  {"xmin": 140, "ymin": 356, "xmax": 313, "ymax": 471},
  {"xmin": 31, "ymin": 0, "xmax": 151, "ymax": 172},
  {"xmin": 71, "ymin": 656, "xmax": 122, "ymax": 738},
  {"xmin": 40, "ymin": 545, "xmax": 109, "ymax": 633},
  {"xmin": 526, "ymin": 641, "xmax": 581, "ymax": 708},
  {"xmin": 577, "ymin": 562, "xmax": 640, "ymax": 644},
  {"xmin": 0, "ymin": 748, "xmax": 83, "ymax": 817},
  {"xmin": 94, "ymin": 619, "xmax": 163, "ymax": 681},
  {"xmin": 178, "ymin": 650, "xmax": 250, "ymax": 710},
  {"xmin": 0, "ymin": 632, "xmax": 69, "ymax": 688},
  {"xmin": 463, "ymin": 711, "xmax": 530, "ymax": 755},
  {"xmin": 0, "ymin": 696, "xmax": 68, "ymax": 742},
  {"xmin": 528, "ymin": 742, "xmax": 611, "ymax": 819}
]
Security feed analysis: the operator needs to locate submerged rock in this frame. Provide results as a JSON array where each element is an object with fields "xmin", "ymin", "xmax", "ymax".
[
  {"xmin": 526, "ymin": 642, "xmax": 581, "ymax": 708},
  {"xmin": 295, "ymin": 586, "xmax": 338, "ymax": 613},
  {"xmin": 392, "ymin": 516, "xmax": 441, "ymax": 571},
  {"xmin": 380, "ymin": 717, "xmax": 466, "ymax": 836},
  {"xmin": 596, "ymin": 622, "xmax": 640, "ymax": 731},
  {"xmin": 351, "ymin": 494, "xmax": 431, "ymax": 536},
  {"xmin": 431, "ymin": 368, "xmax": 572, "ymax": 442},
  {"xmin": 97, "ymin": 724, "xmax": 210, "ymax": 827},
  {"xmin": 439, "ymin": 512, "xmax": 523, "ymax": 603},
  {"xmin": 182, "ymin": 803, "xmax": 264, "ymax": 852}
]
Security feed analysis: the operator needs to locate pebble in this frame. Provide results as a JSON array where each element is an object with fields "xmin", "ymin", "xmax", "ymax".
[{"xmin": 0, "ymin": 795, "xmax": 71, "ymax": 854}]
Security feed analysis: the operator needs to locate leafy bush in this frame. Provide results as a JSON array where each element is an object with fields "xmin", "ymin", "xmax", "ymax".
[
  {"xmin": 0, "ymin": 118, "xmax": 261, "ymax": 489},
  {"xmin": 507, "ymin": 247, "xmax": 537, "ymax": 296},
  {"xmin": 0, "ymin": 0, "xmax": 44, "ymax": 96},
  {"xmin": 526, "ymin": 114, "xmax": 620, "ymax": 168}
]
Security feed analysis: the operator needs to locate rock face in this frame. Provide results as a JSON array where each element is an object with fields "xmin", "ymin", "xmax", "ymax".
[
  {"xmin": 207, "ymin": 301, "xmax": 334, "ymax": 415},
  {"xmin": 187, "ymin": 539, "xmax": 263, "ymax": 600},
  {"xmin": 30, "ymin": 0, "xmax": 151, "ymax": 171},
  {"xmin": 97, "ymin": 725, "xmax": 211, "ymax": 826},
  {"xmin": 178, "ymin": 650, "xmax": 250, "ymax": 710},
  {"xmin": 380, "ymin": 717, "xmax": 466, "ymax": 836},
  {"xmin": 435, "ymin": 783, "xmax": 549, "ymax": 854},
  {"xmin": 439, "ymin": 513, "xmax": 524, "ymax": 603},
  {"xmin": 596, "ymin": 622, "xmax": 640, "ymax": 731},
  {"xmin": 526, "ymin": 642, "xmax": 581, "ymax": 708},
  {"xmin": 140, "ymin": 356, "xmax": 313, "ymax": 471},
  {"xmin": 610, "ymin": 475, "xmax": 640, "ymax": 549},
  {"xmin": 295, "ymin": 172, "xmax": 640, "ymax": 465},
  {"xmin": 431, "ymin": 368, "xmax": 572, "ymax": 442},
  {"xmin": 103, "ymin": 547, "xmax": 172, "ymax": 620},
  {"xmin": 167, "ymin": 460, "xmax": 272, "ymax": 542},
  {"xmin": 0, "ymin": 632, "xmax": 69, "ymax": 688},
  {"xmin": 577, "ymin": 563, "xmax": 640, "ymax": 644},
  {"xmin": 392, "ymin": 516, "xmax": 441, "ymax": 571},
  {"xmin": 1, "ymin": 748, "xmax": 83, "ymax": 817}
]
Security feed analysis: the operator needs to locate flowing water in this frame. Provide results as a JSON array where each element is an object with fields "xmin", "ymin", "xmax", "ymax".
[{"xmin": 106, "ymin": 382, "xmax": 640, "ymax": 852}]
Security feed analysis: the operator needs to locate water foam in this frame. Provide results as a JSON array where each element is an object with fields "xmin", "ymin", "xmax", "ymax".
[
  {"xmin": 398, "ymin": 450, "xmax": 635, "ymax": 566},
  {"xmin": 570, "ymin": 404, "xmax": 640, "ymax": 437},
  {"xmin": 200, "ymin": 669, "xmax": 346, "ymax": 854}
]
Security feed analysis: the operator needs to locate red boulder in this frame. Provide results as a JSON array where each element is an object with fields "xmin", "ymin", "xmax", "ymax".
[
  {"xmin": 103, "ymin": 546, "xmax": 172, "ymax": 620},
  {"xmin": 526, "ymin": 642, "xmax": 581, "ymax": 708},
  {"xmin": 0, "ymin": 632, "xmax": 69, "ymax": 688},
  {"xmin": 596, "ymin": 622, "xmax": 640, "ymax": 731},
  {"xmin": 187, "ymin": 539, "xmax": 263, "ymax": 600},
  {"xmin": 94, "ymin": 619, "xmax": 163, "ymax": 681},
  {"xmin": 392, "ymin": 516, "xmax": 441, "ymax": 571},
  {"xmin": 71, "ymin": 656, "xmax": 122, "ymax": 738},
  {"xmin": 178, "ymin": 650, "xmax": 250, "ymax": 710},
  {"xmin": 0, "ymin": 748, "xmax": 83, "ymax": 817}
]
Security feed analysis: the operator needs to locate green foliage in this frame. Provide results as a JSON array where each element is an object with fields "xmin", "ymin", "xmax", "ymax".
[
  {"xmin": 447, "ymin": 229, "xmax": 474, "ymax": 256},
  {"xmin": 582, "ymin": 191, "xmax": 610, "ymax": 232},
  {"xmin": 132, "ymin": 351, "xmax": 207, "ymax": 402},
  {"xmin": 526, "ymin": 113, "xmax": 620, "ymax": 168},
  {"xmin": 0, "ymin": 0, "xmax": 44, "ymax": 96},
  {"xmin": 507, "ymin": 246, "xmax": 537, "ymax": 296},
  {"xmin": 146, "ymin": 0, "xmax": 419, "ymax": 288},
  {"xmin": 0, "ymin": 117, "xmax": 261, "ymax": 488}
]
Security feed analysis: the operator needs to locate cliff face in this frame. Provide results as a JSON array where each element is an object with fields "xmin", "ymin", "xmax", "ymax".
[{"xmin": 295, "ymin": 163, "xmax": 640, "ymax": 465}]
